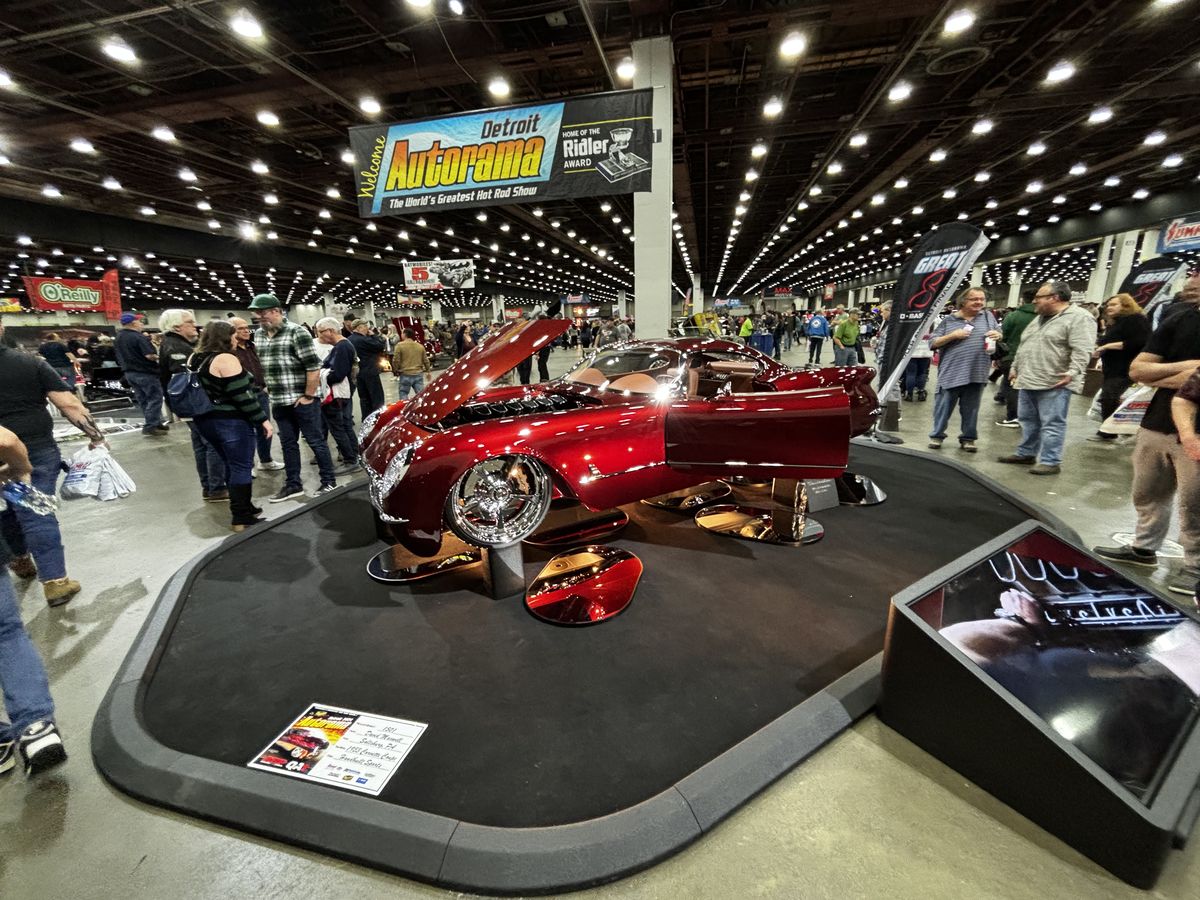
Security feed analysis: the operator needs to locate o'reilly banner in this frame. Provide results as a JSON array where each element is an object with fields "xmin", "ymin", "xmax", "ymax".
[
  {"xmin": 1118, "ymin": 257, "xmax": 1188, "ymax": 310},
  {"xmin": 402, "ymin": 258, "xmax": 475, "ymax": 291},
  {"xmin": 877, "ymin": 223, "xmax": 989, "ymax": 401},
  {"xmin": 21, "ymin": 269, "xmax": 122, "ymax": 321},
  {"xmin": 351, "ymin": 89, "xmax": 653, "ymax": 217}
]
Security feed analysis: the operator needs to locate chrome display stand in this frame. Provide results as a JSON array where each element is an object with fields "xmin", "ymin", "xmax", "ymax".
[
  {"xmin": 641, "ymin": 481, "xmax": 732, "ymax": 512},
  {"xmin": 836, "ymin": 471, "xmax": 888, "ymax": 506},
  {"xmin": 695, "ymin": 478, "xmax": 824, "ymax": 546}
]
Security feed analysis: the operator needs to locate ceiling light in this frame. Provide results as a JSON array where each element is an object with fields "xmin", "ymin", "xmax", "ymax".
[
  {"xmin": 151, "ymin": 125, "xmax": 176, "ymax": 142},
  {"xmin": 894, "ymin": 178, "xmax": 909, "ymax": 189},
  {"xmin": 229, "ymin": 10, "xmax": 263, "ymax": 40},
  {"xmin": 406, "ymin": 0, "xmax": 432, "ymax": 7},
  {"xmin": 196, "ymin": 200, "xmax": 212, "ymax": 211},
  {"xmin": 1047, "ymin": 214, "xmax": 1061, "ymax": 223},
  {"xmin": 208, "ymin": 219, "xmax": 221, "ymax": 229},
  {"xmin": 1088, "ymin": 106, "xmax": 1113, "ymax": 125},
  {"xmin": 16, "ymin": 235, "xmax": 31, "ymax": 245},
  {"xmin": 943, "ymin": 188, "xmax": 958, "ymax": 199},
  {"xmin": 101, "ymin": 37, "xmax": 137, "ymax": 64},
  {"xmin": 178, "ymin": 167, "xmax": 197, "ymax": 182},
  {"xmin": 250, "ymin": 160, "xmax": 269, "ymax": 175},
  {"xmin": 1104, "ymin": 175, "xmax": 1121, "ymax": 187},
  {"xmin": 359, "ymin": 96, "xmax": 381, "ymax": 115},
  {"xmin": 751, "ymin": 141, "xmax": 768, "ymax": 158},
  {"xmin": 985, "ymin": 199, "xmax": 998, "ymax": 209},
  {"xmin": 1163, "ymin": 153, "xmax": 1184, "ymax": 168},
  {"xmin": 1026, "ymin": 180, "xmax": 1044, "ymax": 193},
  {"xmin": 264, "ymin": 193, "xmax": 279, "ymax": 204},
  {"xmin": 0, "ymin": 70, "xmax": 15, "ymax": 90},
  {"xmin": 616, "ymin": 57, "xmax": 636, "ymax": 80},
  {"xmin": 41, "ymin": 184, "xmax": 62, "ymax": 198},
  {"xmin": 139, "ymin": 206, "xmax": 156, "ymax": 216},
  {"xmin": 1018, "ymin": 207, "xmax": 1030, "ymax": 215},
  {"xmin": 487, "ymin": 76, "xmax": 511, "ymax": 98},
  {"xmin": 1144, "ymin": 130, "xmax": 1167, "ymax": 145},
  {"xmin": 849, "ymin": 132, "xmax": 868, "ymax": 147},
  {"xmin": 325, "ymin": 187, "xmax": 341, "ymax": 199},
  {"xmin": 318, "ymin": 209, "xmax": 331, "ymax": 219},
  {"xmin": 943, "ymin": 9, "xmax": 976, "ymax": 34},
  {"xmin": 340, "ymin": 149, "xmax": 355, "ymax": 165},
  {"xmin": 971, "ymin": 118, "xmax": 994, "ymax": 135},
  {"xmin": 1046, "ymin": 60, "xmax": 1076, "ymax": 84},
  {"xmin": 912, "ymin": 206, "xmax": 925, "ymax": 215},
  {"xmin": 1069, "ymin": 162, "xmax": 1087, "ymax": 176},
  {"xmin": 929, "ymin": 148, "xmax": 947, "ymax": 162},
  {"xmin": 763, "ymin": 96, "xmax": 783, "ymax": 118},
  {"xmin": 1027, "ymin": 141, "xmax": 1047, "ymax": 155},
  {"xmin": 1133, "ymin": 188, "xmax": 1150, "ymax": 200},
  {"xmin": 0, "ymin": 154, "xmax": 9, "ymax": 166},
  {"xmin": 888, "ymin": 81, "xmax": 913, "ymax": 102},
  {"xmin": 101, "ymin": 176, "xmax": 122, "ymax": 190},
  {"xmin": 974, "ymin": 171, "xmax": 990, "ymax": 182},
  {"xmin": 745, "ymin": 169, "xmax": 759, "ymax": 182},
  {"xmin": 1052, "ymin": 194, "xmax": 1067, "ymax": 204},
  {"xmin": 810, "ymin": 185, "xmax": 822, "ymax": 196},
  {"xmin": 1089, "ymin": 202, "xmax": 1102, "ymax": 212},
  {"xmin": 871, "ymin": 193, "xmax": 886, "ymax": 206},
  {"xmin": 256, "ymin": 110, "xmax": 280, "ymax": 127},
  {"xmin": 779, "ymin": 31, "xmax": 807, "ymax": 59},
  {"xmin": 69, "ymin": 137, "xmax": 95, "ymax": 154}
]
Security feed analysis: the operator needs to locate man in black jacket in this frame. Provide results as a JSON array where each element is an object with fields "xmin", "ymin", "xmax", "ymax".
[
  {"xmin": 113, "ymin": 312, "xmax": 168, "ymax": 436},
  {"xmin": 158, "ymin": 309, "xmax": 228, "ymax": 502},
  {"xmin": 348, "ymin": 320, "xmax": 387, "ymax": 419}
]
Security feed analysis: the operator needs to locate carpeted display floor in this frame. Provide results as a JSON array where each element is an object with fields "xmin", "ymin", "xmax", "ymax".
[{"xmin": 141, "ymin": 444, "xmax": 1042, "ymax": 828}]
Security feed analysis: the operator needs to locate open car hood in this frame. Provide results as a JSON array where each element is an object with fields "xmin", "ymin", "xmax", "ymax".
[{"xmin": 402, "ymin": 317, "xmax": 571, "ymax": 428}]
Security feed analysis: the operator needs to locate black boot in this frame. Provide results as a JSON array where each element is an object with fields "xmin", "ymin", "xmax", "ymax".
[{"xmin": 228, "ymin": 483, "xmax": 261, "ymax": 530}]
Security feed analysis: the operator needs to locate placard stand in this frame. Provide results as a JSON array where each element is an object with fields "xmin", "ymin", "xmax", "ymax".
[{"xmin": 482, "ymin": 542, "xmax": 526, "ymax": 601}]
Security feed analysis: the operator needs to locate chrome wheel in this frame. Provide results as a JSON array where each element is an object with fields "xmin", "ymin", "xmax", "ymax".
[{"xmin": 445, "ymin": 455, "xmax": 551, "ymax": 548}]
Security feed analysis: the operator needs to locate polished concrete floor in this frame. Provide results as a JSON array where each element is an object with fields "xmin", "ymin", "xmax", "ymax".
[{"xmin": 2, "ymin": 338, "xmax": 1196, "ymax": 900}]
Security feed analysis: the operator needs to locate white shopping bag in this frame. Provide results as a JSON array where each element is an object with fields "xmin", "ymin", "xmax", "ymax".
[
  {"xmin": 60, "ymin": 447, "xmax": 135, "ymax": 501},
  {"xmin": 95, "ymin": 452, "xmax": 136, "ymax": 500},
  {"xmin": 1099, "ymin": 385, "xmax": 1155, "ymax": 435}
]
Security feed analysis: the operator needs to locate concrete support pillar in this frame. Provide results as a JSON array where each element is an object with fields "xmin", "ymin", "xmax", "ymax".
[
  {"xmin": 1006, "ymin": 276, "xmax": 1023, "ymax": 308},
  {"xmin": 1086, "ymin": 234, "xmax": 1115, "ymax": 302},
  {"xmin": 970, "ymin": 265, "xmax": 984, "ymax": 287},
  {"xmin": 1141, "ymin": 228, "xmax": 1161, "ymax": 264},
  {"xmin": 363, "ymin": 300, "xmax": 376, "ymax": 324},
  {"xmin": 691, "ymin": 273, "xmax": 704, "ymax": 312},
  {"xmin": 846, "ymin": 288, "xmax": 857, "ymax": 306},
  {"xmin": 429, "ymin": 299, "xmax": 442, "ymax": 323},
  {"xmin": 1105, "ymin": 230, "xmax": 1141, "ymax": 298},
  {"xmin": 491, "ymin": 294, "xmax": 504, "ymax": 324},
  {"xmin": 615, "ymin": 289, "xmax": 627, "ymax": 319},
  {"xmin": 632, "ymin": 35, "xmax": 673, "ymax": 339}
]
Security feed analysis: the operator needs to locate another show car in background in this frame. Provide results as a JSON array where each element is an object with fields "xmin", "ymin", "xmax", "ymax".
[{"xmin": 360, "ymin": 318, "xmax": 879, "ymax": 557}]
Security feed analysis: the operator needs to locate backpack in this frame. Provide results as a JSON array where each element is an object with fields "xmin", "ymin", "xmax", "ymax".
[{"xmin": 166, "ymin": 354, "xmax": 215, "ymax": 419}]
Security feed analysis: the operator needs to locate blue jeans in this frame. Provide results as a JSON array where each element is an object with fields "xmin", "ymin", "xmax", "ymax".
[
  {"xmin": 0, "ymin": 442, "xmax": 66, "ymax": 581},
  {"xmin": 193, "ymin": 417, "xmax": 256, "ymax": 486},
  {"xmin": 274, "ymin": 401, "xmax": 335, "ymax": 490},
  {"xmin": 833, "ymin": 346, "xmax": 857, "ymax": 367},
  {"xmin": 321, "ymin": 399, "xmax": 358, "ymax": 463},
  {"xmin": 124, "ymin": 370, "xmax": 164, "ymax": 430},
  {"xmin": 187, "ymin": 421, "xmax": 227, "ymax": 494},
  {"xmin": 1017, "ymin": 387, "xmax": 1072, "ymax": 466},
  {"xmin": 396, "ymin": 374, "xmax": 424, "ymax": 399},
  {"xmin": 0, "ymin": 570, "xmax": 55, "ymax": 742},
  {"xmin": 930, "ymin": 382, "xmax": 984, "ymax": 442},
  {"xmin": 903, "ymin": 358, "xmax": 931, "ymax": 394},
  {"xmin": 255, "ymin": 393, "xmax": 275, "ymax": 463}
]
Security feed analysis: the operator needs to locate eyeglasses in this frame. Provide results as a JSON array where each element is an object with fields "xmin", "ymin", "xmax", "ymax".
[{"xmin": 1033, "ymin": 292, "xmax": 1054, "ymax": 299}]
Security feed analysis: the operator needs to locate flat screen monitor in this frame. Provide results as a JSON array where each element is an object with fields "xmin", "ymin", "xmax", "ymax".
[{"xmin": 907, "ymin": 528, "xmax": 1200, "ymax": 804}]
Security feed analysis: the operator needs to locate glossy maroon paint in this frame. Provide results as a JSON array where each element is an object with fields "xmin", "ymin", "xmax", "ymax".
[{"xmin": 361, "ymin": 330, "xmax": 878, "ymax": 557}]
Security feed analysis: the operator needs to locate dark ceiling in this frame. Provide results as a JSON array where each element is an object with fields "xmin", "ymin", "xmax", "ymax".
[{"xmin": 0, "ymin": 0, "xmax": 1197, "ymax": 309}]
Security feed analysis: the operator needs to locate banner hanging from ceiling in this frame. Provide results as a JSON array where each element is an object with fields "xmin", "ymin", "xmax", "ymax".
[
  {"xmin": 402, "ymin": 258, "xmax": 476, "ymax": 291},
  {"xmin": 350, "ymin": 88, "xmax": 653, "ymax": 217},
  {"xmin": 1118, "ymin": 257, "xmax": 1188, "ymax": 310},
  {"xmin": 876, "ymin": 223, "xmax": 990, "ymax": 403},
  {"xmin": 1157, "ymin": 213, "xmax": 1200, "ymax": 255},
  {"xmin": 21, "ymin": 269, "xmax": 122, "ymax": 320}
]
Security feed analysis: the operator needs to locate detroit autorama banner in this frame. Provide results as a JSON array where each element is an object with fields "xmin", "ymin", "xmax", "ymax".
[
  {"xmin": 350, "ymin": 89, "xmax": 653, "ymax": 216},
  {"xmin": 876, "ymin": 223, "xmax": 989, "ymax": 402},
  {"xmin": 1118, "ymin": 257, "xmax": 1189, "ymax": 310},
  {"xmin": 402, "ymin": 258, "xmax": 476, "ymax": 291},
  {"xmin": 21, "ymin": 269, "xmax": 122, "ymax": 320}
]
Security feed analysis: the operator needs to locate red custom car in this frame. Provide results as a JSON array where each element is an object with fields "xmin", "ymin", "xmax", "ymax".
[{"xmin": 360, "ymin": 318, "xmax": 878, "ymax": 557}]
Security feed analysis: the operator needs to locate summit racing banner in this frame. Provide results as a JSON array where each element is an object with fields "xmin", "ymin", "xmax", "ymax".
[
  {"xmin": 21, "ymin": 269, "xmax": 122, "ymax": 320},
  {"xmin": 877, "ymin": 223, "xmax": 989, "ymax": 402},
  {"xmin": 402, "ymin": 258, "xmax": 475, "ymax": 291},
  {"xmin": 1118, "ymin": 257, "xmax": 1188, "ymax": 311},
  {"xmin": 350, "ymin": 89, "xmax": 653, "ymax": 216},
  {"xmin": 1158, "ymin": 213, "xmax": 1200, "ymax": 255}
]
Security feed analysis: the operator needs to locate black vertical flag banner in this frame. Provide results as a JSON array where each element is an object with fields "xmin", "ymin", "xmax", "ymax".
[
  {"xmin": 877, "ymin": 223, "xmax": 990, "ymax": 402},
  {"xmin": 1117, "ymin": 257, "xmax": 1188, "ymax": 311}
]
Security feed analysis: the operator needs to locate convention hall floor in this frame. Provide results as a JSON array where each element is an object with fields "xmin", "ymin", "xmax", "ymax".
[{"xmin": 3, "ymin": 338, "xmax": 1197, "ymax": 900}]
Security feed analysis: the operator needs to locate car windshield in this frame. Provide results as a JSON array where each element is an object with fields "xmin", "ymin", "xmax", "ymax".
[{"xmin": 565, "ymin": 349, "xmax": 680, "ymax": 395}]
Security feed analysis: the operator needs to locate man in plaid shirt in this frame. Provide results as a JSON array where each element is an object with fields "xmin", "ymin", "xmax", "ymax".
[{"xmin": 249, "ymin": 294, "xmax": 337, "ymax": 501}]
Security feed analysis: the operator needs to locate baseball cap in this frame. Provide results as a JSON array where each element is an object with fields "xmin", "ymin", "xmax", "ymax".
[
  {"xmin": 249, "ymin": 293, "xmax": 282, "ymax": 310},
  {"xmin": 119, "ymin": 312, "xmax": 140, "ymax": 324}
]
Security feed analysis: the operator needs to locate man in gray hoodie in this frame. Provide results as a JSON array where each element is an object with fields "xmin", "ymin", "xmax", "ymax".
[{"xmin": 997, "ymin": 281, "xmax": 1096, "ymax": 475}]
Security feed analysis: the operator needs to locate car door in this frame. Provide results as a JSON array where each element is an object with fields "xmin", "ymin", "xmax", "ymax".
[{"xmin": 663, "ymin": 387, "xmax": 851, "ymax": 479}]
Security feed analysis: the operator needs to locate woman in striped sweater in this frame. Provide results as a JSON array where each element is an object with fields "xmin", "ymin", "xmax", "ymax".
[{"xmin": 191, "ymin": 321, "xmax": 273, "ymax": 532}]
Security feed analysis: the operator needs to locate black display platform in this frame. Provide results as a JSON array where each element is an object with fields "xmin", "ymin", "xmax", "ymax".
[{"xmin": 93, "ymin": 442, "xmax": 1078, "ymax": 894}]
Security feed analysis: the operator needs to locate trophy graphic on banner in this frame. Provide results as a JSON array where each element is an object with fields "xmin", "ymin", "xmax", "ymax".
[{"xmin": 597, "ymin": 126, "xmax": 650, "ymax": 183}]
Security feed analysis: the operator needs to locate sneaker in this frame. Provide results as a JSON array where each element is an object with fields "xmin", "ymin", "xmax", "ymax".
[
  {"xmin": 1029, "ymin": 464, "xmax": 1061, "ymax": 475},
  {"xmin": 1167, "ymin": 573, "xmax": 1198, "ymax": 596},
  {"xmin": 917, "ymin": 390, "xmax": 927, "ymax": 401},
  {"xmin": 0, "ymin": 740, "xmax": 14, "ymax": 776},
  {"xmin": 204, "ymin": 489, "xmax": 230, "ymax": 503},
  {"xmin": 18, "ymin": 720, "xmax": 66, "ymax": 776},
  {"xmin": 928, "ymin": 437, "xmax": 944, "ymax": 449},
  {"xmin": 997, "ymin": 454, "xmax": 1035, "ymax": 464},
  {"xmin": 8, "ymin": 553, "xmax": 37, "ymax": 579},
  {"xmin": 42, "ymin": 577, "xmax": 81, "ymax": 607},
  {"xmin": 902, "ymin": 392, "xmax": 914, "ymax": 402},
  {"xmin": 1087, "ymin": 433, "xmax": 1117, "ymax": 443},
  {"xmin": 1093, "ymin": 544, "xmax": 1158, "ymax": 567},
  {"xmin": 269, "ymin": 487, "xmax": 306, "ymax": 503},
  {"xmin": 996, "ymin": 419, "xmax": 1020, "ymax": 428},
  {"xmin": 142, "ymin": 425, "xmax": 169, "ymax": 436},
  {"xmin": 312, "ymin": 483, "xmax": 338, "ymax": 497},
  {"xmin": 258, "ymin": 460, "xmax": 285, "ymax": 471},
  {"xmin": 960, "ymin": 439, "xmax": 978, "ymax": 453}
]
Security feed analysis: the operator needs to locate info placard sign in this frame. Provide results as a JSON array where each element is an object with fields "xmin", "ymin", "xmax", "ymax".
[
  {"xmin": 350, "ymin": 88, "xmax": 653, "ymax": 216},
  {"xmin": 248, "ymin": 703, "xmax": 427, "ymax": 796}
]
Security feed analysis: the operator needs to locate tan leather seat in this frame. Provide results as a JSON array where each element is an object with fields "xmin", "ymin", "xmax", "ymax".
[
  {"xmin": 607, "ymin": 372, "xmax": 659, "ymax": 394},
  {"xmin": 572, "ymin": 367, "xmax": 608, "ymax": 387}
]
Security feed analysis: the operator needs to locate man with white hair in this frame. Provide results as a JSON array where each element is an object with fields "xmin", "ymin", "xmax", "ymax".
[
  {"xmin": 249, "ymin": 294, "xmax": 337, "ymax": 500},
  {"xmin": 158, "ymin": 308, "xmax": 227, "ymax": 502}
]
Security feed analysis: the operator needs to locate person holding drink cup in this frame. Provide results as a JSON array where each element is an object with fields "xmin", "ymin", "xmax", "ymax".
[{"xmin": 927, "ymin": 287, "xmax": 1002, "ymax": 453}]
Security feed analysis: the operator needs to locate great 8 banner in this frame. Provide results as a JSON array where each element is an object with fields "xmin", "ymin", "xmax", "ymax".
[
  {"xmin": 1118, "ymin": 257, "xmax": 1188, "ymax": 311},
  {"xmin": 877, "ymin": 223, "xmax": 990, "ymax": 402},
  {"xmin": 402, "ymin": 258, "xmax": 475, "ymax": 291},
  {"xmin": 350, "ymin": 89, "xmax": 653, "ymax": 217}
]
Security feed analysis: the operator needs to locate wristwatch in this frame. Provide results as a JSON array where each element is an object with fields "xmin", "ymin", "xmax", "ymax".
[{"xmin": 302, "ymin": 394, "xmax": 316, "ymax": 400}]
